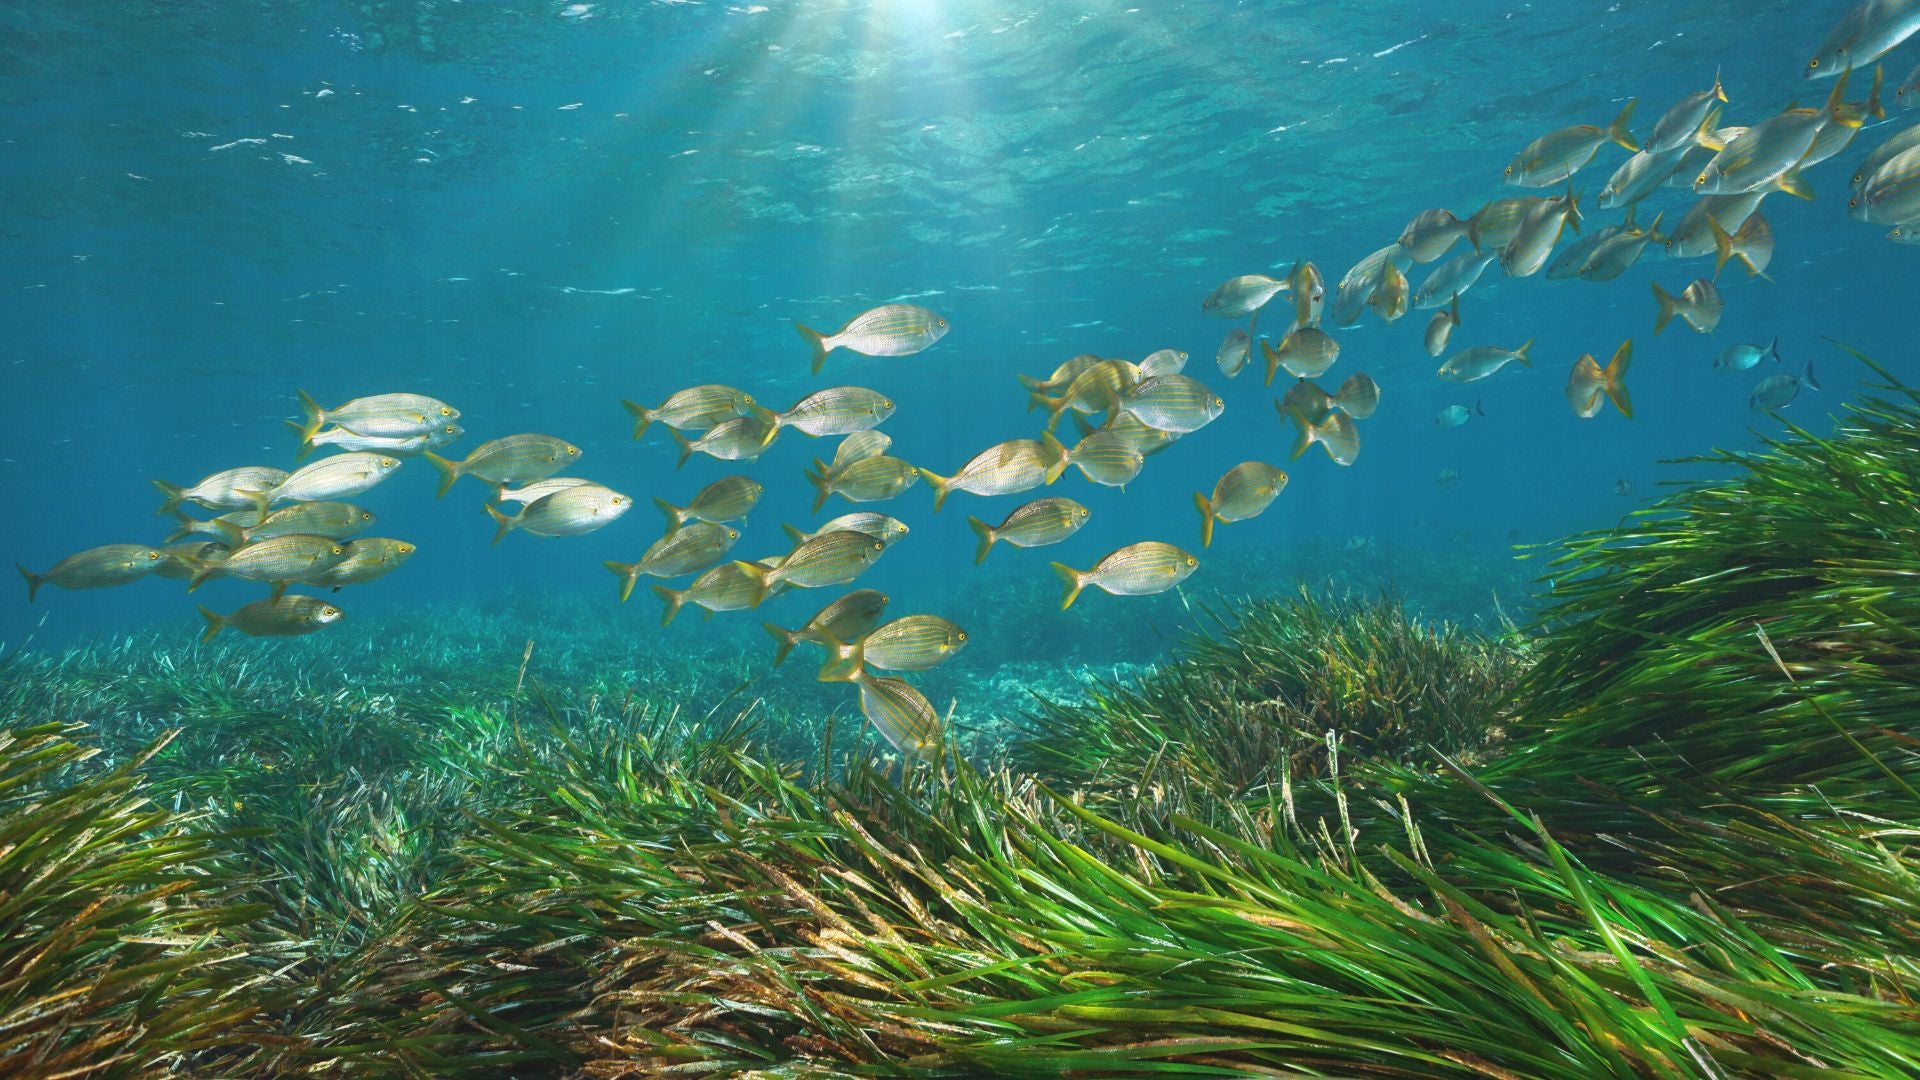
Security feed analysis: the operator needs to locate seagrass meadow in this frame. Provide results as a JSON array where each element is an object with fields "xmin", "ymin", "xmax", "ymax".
[{"xmin": 2, "ymin": 361, "xmax": 1918, "ymax": 1077}]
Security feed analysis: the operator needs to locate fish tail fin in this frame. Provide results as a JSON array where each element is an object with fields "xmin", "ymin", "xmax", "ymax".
[
  {"xmin": 1646, "ymin": 210, "xmax": 1667, "ymax": 246},
  {"xmin": 485, "ymin": 503, "xmax": 514, "ymax": 546},
  {"xmin": 1708, "ymin": 215, "xmax": 1736, "ymax": 280},
  {"xmin": 1193, "ymin": 491, "xmax": 1218, "ymax": 549},
  {"xmin": 268, "ymin": 581, "xmax": 288, "ymax": 603},
  {"xmin": 1607, "ymin": 96, "xmax": 1639, "ymax": 151},
  {"xmin": 1651, "ymin": 282, "xmax": 1677, "ymax": 335},
  {"xmin": 152, "ymin": 478, "xmax": 187, "ymax": 515},
  {"xmin": 197, "ymin": 605, "xmax": 224, "ymax": 643},
  {"xmin": 806, "ymin": 461, "xmax": 832, "ymax": 514},
  {"xmin": 1039, "ymin": 430, "xmax": 1070, "ymax": 483},
  {"xmin": 1695, "ymin": 104, "xmax": 1726, "ymax": 150},
  {"xmin": 731, "ymin": 560, "xmax": 775, "ymax": 609},
  {"xmin": 295, "ymin": 388, "xmax": 326, "ymax": 450},
  {"xmin": 762, "ymin": 621, "xmax": 799, "ymax": 667},
  {"xmin": 1283, "ymin": 403, "xmax": 1313, "ymax": 461},
  {"xmin": 1769, "ymin": 336, "xmax": 1782, "ymax": 364},
  {"xmin": 966, "ymin": 515, "xmax": 997, "ymax": 565},
  {"xmin": 424, "ymin": 452, "xmax": 460, "ymax": 497},
  {"xmin": 780, "ymin": 523, "xmax": 806, "ymax": 545},
  {"xmin": 815, "ymin": 638, "xmax": 862, "ymax": 684},
  {"xmin": 651, "ymin": 584, "xmax": 686, "ymax": 628},
  {"xmin": 1865, "ymin": 63, "xmax": 1886, "ymax": 122},
  {"xmin": 1513, "ymin": 338, "xmax": 1534, "ymax": 368},
  {"xmin": 1262, "ymin": 338, "xmax": 1284, "ymax": 387},
  {"xmin": 208, "ymin": 519, "xmax": 247, "ymax": 548},
  {"xmin": 622, "ymin": 399, "xmax": 653, "ymax": 439},
  {"xmin": 1017, "ymin": 374, "xmax": 1044, "ymax": 397},
  {"xmin": 1563, "ymin": 181, "xmax": 1583, "ymax": 234},
  {"xmin": 653, "ymin": 496, "xmax": 686, "ymax": 533},
  {"xmin": 1474, "ymin": 398, "xmax": 1485, "ymax": 417},
  {"xmin": 284, "ymin": 419, "xmax": 318, "ymax": 463},
  {"xmin": 1049, "ymin": 561, "xmax": 1087, "ymax": 611},
  {"xmin": 918, "ymin": 468, "xmax": 953, "ymax": 513},
  {"xmin": 1825, "ymin": 65, "xmax": 1856, "ymax": 125},
  {"xmin": 1711, "ymin": 65, "xmax": 1727, "ymax": 104},
  {"xmin": 604, "ymin": 561, "xmax": 642, "ymax": 604},
  {"xmin": 1072, "ymin": 412, "xmax": 1098, "ymax": 440},
  {"xmin": 186, "ymin": 563, "xmax": 218, "ymax": 593},
  {"xmin": 1805, "ymin": 356, "xmax": 1822, "ymax": 392},
  {"xmin": 163, "ymin": 510, "xmax": 194, "ymax": 544},
  {"xmin": 1775, "ymin": 166, "xmax": 1814, "ymax": 201},
  {"xmin": 1449, "ymin": 293, "xmax": 1460, "ymax": 328},
  {"xmin": 796, "ymin": 322, "xmax": 831, "ymax": 374},
  {"xmin": 1029, "ymin": 391, "xmax": 1066, "ymax": 430},
  {"xmin": 667, "ymin": 429, "xmax": 694, "ymax": 469},
  {"xmin": 1316, "ymin": 412, "xmax": 1362, "ymax": 466},
  {"xmin": 17, "ymin": 564, "xmax": 41, "ymax": 604},
  {"xmin": 1603, "ymin": 340, "xmax": 1634, "ymax": 419}
]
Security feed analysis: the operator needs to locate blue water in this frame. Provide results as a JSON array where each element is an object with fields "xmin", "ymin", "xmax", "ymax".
[{"xmin": 3, "ymin": 0, "xmax": 1913, "ymax": 664}]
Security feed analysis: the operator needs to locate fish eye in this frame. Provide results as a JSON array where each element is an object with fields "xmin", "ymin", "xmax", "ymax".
[
  {"xmin": 381, "ymin": 457, "xmax": 397, "ymax": 467},
  {"xmin": 146, "ymin": 551, "xmax": 161, "ymax": 560},
  {"xmin": 1808, "ymin": 58, "xmax": 1820, "ymax": 70},
  {"xmin": 567, "ymin": 447, "xmax": 580, "ymax": 456},
  {"xmin": 1185, "ymin": 556, "xmax": 1198, "ymax": 567},
  {"xmin": 332, "ymin": 545, "xmax": 344, "ymax": 554},
  {"xmin": 743, "ymin": 394, "xmax": 754, "ymax": 404},
  {"xmin": 324, "ymin": 606, "xmax": 340, "ymax": 616},
  {"xmin": 883, "ymin": 399, "xmax": 894, "ymax": 409},
  {"xmin": 1694, "ymin": 173, "xmax": 1707, "ymax": 186},
  {"xmin": 440, "ymin": 406, "xmax": 452, "ymax": 416},
  {"xmin": 956, "ymin": 631, "xmax": 968, "ymax": 641}
]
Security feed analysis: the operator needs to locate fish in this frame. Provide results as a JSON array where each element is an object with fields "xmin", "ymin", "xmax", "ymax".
[
  {"xmin": 623, "ymin": 385, "xmax": 763, "ymax": 438},
  {"xmin": 1330, "ymin": 372, "xmax": 1380, "ymax": 419},
  {"xmin": 1806, "ymin": 0, "xmax": 1920, "ymax": 78},
  {"xmin": 1067, "ymin": 429, "xmax": 1146, "ymax": 489},
  {"xmin": 18, "ymin": 544, "xmax": 163, "ymax": 602},
  {"xmin": 1017, "ymin": 354, "xmax": 1107, "ymax": 396},
  {"xmin": 796, "ymin": 303, "xmax": 949, "ymax": 373},
  {"xmin": 294, "ymin": 390, "xmax": 458, "ymax": 447},
  {"xmin": 1615, "ymin": 479, "xmax": 1636, "ymax": 496},
  {"xmin": 1437, "ymin": 467, "xmax": 1463, "ymax": 488},
  {"xmin": 1286, "ymin": 408, "xmax": 1361, "ymax": 466},
  {"xmin": 1367, "ymin": 259, "xmax": 1410, "ymax": 323},
  {"xmin": 966, "ymin": 497, "xmax": 1089, "ymax": 565},
  {"xmin": 164, "ymin": 510, "xmax": 261, "ymax": 545},
  {"xmin": 1289, "ymin": 260, "xmax": 1326, "ymax": 327},
  {"xmin": 818, "ymin": 614, "xmax": 968, "ymax": 680},
  {"xmin": 1397, "ymin": 209, "xmax": 1469, "ymax": 263},
  {"xmin": 1854, "ymin": 126, "xmax": 1920, "ymax": 192},
  {"xmin": 189, "ymin": 534, "xmax": 348, "ymax": 598},
  {"xmin": 493, "ymin": 477, "xmax": 593, "ymax": 506},
  {"xmin": 1435, "ymin": 401, "xmax": 1484, "ymax": 428},
  {"xmin": 486, "ymin": 483, "xmax": 631, "ymax": 544},
  {"xmin": 762, "ymin": 588, "xmax": 891, "ymax": 666},
  {"xmin": 652, "ymin": 561, "xmax": 776, "ymax": 627},
  {"xmin": 1651, "ymin": 279, "xmax": 1723, "ymax": 335},
  {"xmin": 1664, "ymin": 191, "xmax": 1766, "ymax": 259},
  {"xmin": 1597, "ymin": 144, "xmax": 1695, "ymax": 210},
  {"xmin": 1278, "ymin": 379, "xmax": 1334, "ymax": 426},
  {"xmin": 198, "ymin": 594, "xmax": 343, "ymax": 642},
  {"xmin": 919, "ymin": 433, "xmax": 1069, "ymax": 511},
  {"xmin": 210, "ymin": 501, "xmax": 376, "ymax": 547},
  {"xmin": 1437, "ymin": 340, "xmax": 1534, "ymax": 382},
  {"xmin": 667, "ymin": 415, "xmax": 780, "ymax": 468},
  {"xmin": 1117, "ymin": 374, "xmax": 1224, "ymax": 434},
  {"xmin": 1667, "ymin": 127, "xmax": 1747, "ymax": 190},
  {"xmin": 1261, "ymin": 327, "xmax": 1340, "ymax": 384},
  {"xmin": 735, "ymin": 530, "xmax": 889, "ymax": 605},
  {"xmin": 295, "ymin": 422, "xmax": 463, "ymax": 462},
  {"xmin": 1050, "ymin": 541, "xmax": 1198, "ymax": 610},
  {"xmin": 1803, "ymin": 67, "xmax": 1888, "ymax": 169},
  {"xmin": 604, "ymin": 522, "xmax": 742, "ymax": 601},
  {"xmin": 1202, "ymin": 274, "xmax": 1289, "ymax": 318},
  {"xmin": 1580, "ymin": 210, "xmax": 1665, "ymax": 281},
  {"xmin": 1851, "ymin": 144, "xmax": 1920, "ymax": 222},
  {"xmin": 310, "ymin": 538, "xmax": 416, "ymax": 590},
  {"xmin": 1031, "ymin": 360, "xmax": 1141, "ymax": 428},
  {"xmin": 1891, "ymin": 222, "xmax": 1920, "ymax": 242},
  {"xmin": 1333, "ymin": 246, "xmax": 1410, "ymax": 326},
  {"xmin": 155, "ymin": 541, "xmax": 228, "ymax": 581},
  {"xmin": 1500, "ymin": 185, "xmax": 1583, "ymax": 278},
  {"xmin": 1425, "ymin": 295, "xmax": 1461, "ymax": 356},
  {"xmin": 782, "ymin": 513, "xmax": 911, "ymax": 548},
  {"xmin": 1216, "ymin": 328, "xmax": 1252, "ymax": 378},
  {"xmin": 805, "ymin": 453, "xmax": 920, "ymax": 512},
  {"xmin": 833, "ymin": 430, "xmax": 893, "ymax": 468},
  {"xmin": 1466, "ymin": 196, "xmax": 1549, "ymax": 253},
  {"xmin": 1546, "ymin": 218, "xmax": 1625, "ymax": 279},
  {"xmin": 427, "ymin": 435, "xmax": 578, "ymax": 496},
  {"xmin": 1694, "ymin": 74, "xmax": 1857, "ymax": 196},
  {"xmin": 1138, "ymin": 349, "xmax": 1190, "ymax": 378},
  {"xmin": 774, "ymin": 386, "xmax": 896, "ymax": 437},
  {"xmin": 1193, "ymin": 462, "xmax": 1288, "ymax": 547},
  {"xmin": 1505, "ymin": 100, "xmax": 1639, "ymax": 186},
  {"xmin": 1566, "ymin": 340, "xmax": 1634, "ymax": 419},
  {"xmin": 1751, "ymin": 357, "xmax": 1822, "ymax": 410},
  {"xmin": 1082, "ymin": 411, "xmax": 1180, "ymax": 458},
  {"xmin": 1716, "ymin": 339, "xmax": 1783, "ymax": 371},
  {"xmin": 153, "ymin": 466, "xmax": 289, "ymax": 515},
  {"xmin": 1414, "ymin": 250, "xmax": 1500, "ymax": 310},
  {"xmin": 1901, "ymin": 60, "xmax": 1920, "ymax": 107},
  {"xmin": 655, "ymin": 475, "xmax": 764, "ymax": 532},
  {"xmin": 1708, "ymin": 213, "xmax": 1775, "ymax": 279},
  {"xmin": 1647, "ymin": 72, "xmax": 1730, "ymax": 155},
  {"xmin": 849, "ymin": 670, "xmax": 943, "ymax": 757},
  {"xmin": 258, "ymin": 454, "xmax": 402, "ymax": 513}
]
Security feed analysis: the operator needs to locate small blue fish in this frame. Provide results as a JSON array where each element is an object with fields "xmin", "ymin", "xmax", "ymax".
[
  {"xmin": 1750, "ymin": 357, "xmax": 1822, "ymax": 411},
  {"xmin": 1715, "ymin": 338, "xmax": 1782, "ymax": 371}
]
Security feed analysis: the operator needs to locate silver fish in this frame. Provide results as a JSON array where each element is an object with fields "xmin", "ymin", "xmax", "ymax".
[
  {"xmin": 1750, "ymin": 358, "xmax": 1822, "ymax": 410},
  {"xmin": 1716, "ymin": 339, "xmax": 1782, "ymax": 371},
  {"xmin": 796, "ymin": 304, "xmax": 949, "ymax": 374}
]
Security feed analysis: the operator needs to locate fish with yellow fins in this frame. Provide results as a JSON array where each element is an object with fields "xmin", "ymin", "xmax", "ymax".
[
  {"xmin": 762, "ymin": 589, "xmax": 890, "ymax": 667},
  {"xmin": 623, "ymin": 385, "xmax": 764, "ymax": 438},
  {"xmin": 1566, "ymin": 341, "xmax": 1635, "ymax": 419},
  {"xmin": 652, "ymin": 561, "xmax": 778, "ymax": 627},
  {"xmin": 806, "ymin": 431, "xmax": 920, "ymax": 512},
  {"xmin": 668, "ymin": 416, "xmax": 780, "ymax": 468},
  {"xmin": 293, "ymin": 391, "xmax": 459, "ymax": 452},
  {"xmin": 816, "ymin": 614, "xmax": 968, "ymax": 682},
  {"xmin": 604, "ymin": 522, "xmax": 741, "ymax": 602},
  {"xmin": 18, "ymin": 544, "xmax": 163, "ymax": 603},
  {"xmin": 1051, "ymin": 541, "xmax": 1198, "ymax": 610},
  {"xmin": 848, "ymin": 669, "xmax": 943, "ymax": 757},
  {"xmin": 656, "ymin": 476, "xmax": 763, "ymax": 533},
  {"xmin": 1437, "ymin": 340, "xmax": 1534, "ymax": 383},
  {"xmin": 428, "ymin": 435, "xmax": 578, "ymax": 496},
  {"xmin": 796, "ymin": 303, "xmax": 948, "ymax": 374},
  {"xmin": 1652, "ymin": 279, "xmax": 1724, "ymax": 334},
  {"xmin": 1262, "ymin": 327, "xmax": 1340, "ymax": 384},
  {"xmin": 919, "ymin": 433, "xmax": 1069, "ymax": 511},
  {"xmin": 199, "ymin": 595, "xmax": 344, "ymax": 642},
  {"xmin": 1194, "ymin": 462, "xmax": 1288, "ymax": 548},
  {"xmin": 1505, "ymin": 99, "xmax": 1639, "ymax": 186},
  {"xmin": 485, "ymin": 483, "xmax": 631, "ymax": 544},
  {"xmin": 967, "ymin": 497, "xmax": 1089, "ymax": 565},
  {"xmin": 733, "ymin": 530, "xmax": 889, "ymax": 607},
  {"xmin": 1283, "ymin": 407, "xmax": 1361, "ymax": 467}
]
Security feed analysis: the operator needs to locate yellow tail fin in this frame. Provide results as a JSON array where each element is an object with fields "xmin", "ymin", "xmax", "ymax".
[
  {"xmin": 486, "ymin": 504, "xmax": 515, "ymax": 546},
  {"xmin": 152, "ymin": 478, "xmax": 187, "ymax": 516},
  {"xmin": 17, "ymin": 564, "xmax": 42, "ymax": 604},
  {"xmin": 424, "ymin": 452, "xmax": 460, "ymax": 498},
  {"xmin": 1039, "ymin": 430, "xmax": 1070, "ymax": 484},
  {"xmin": 622, "ymin": 399, "xmax": 654, "ymax": 439},
  {"xmin": 667, "ymin": 429, "xmax": 694, "ymax": 470},
  {"xmin": 1708, "ymin": 215, "xmax": 1737, "ymax": 280},
  {"xmin": 918, "ymin": 468, "xmax": 953, "ymax": 513},
  {"xmin": 967, "ymin": 515, "xmax": 997, "ymax": 565},
  {"xmin": 1651, "ymin": 283, "xmax": 1677, "ymax": 335},
  {"xmin": 653, "ymin": 496, "xmax": 688, "ymax": 534},
  {"xmin": 652, "ymin": 584, "xmax": 686, "ymax": 627},
  {"xmin": 1193, "ymin": 491, "xmax": 1218, "ymax": 549},
  {"xmin": 295, "ymin": 388, "xmax": 326, "ymax": 450},
  {"xmin": 806, "ymin": 462, "xmax": 833, "ymax": 514},
  {"xmin": 284, "ymin": 419, "xmax": 317, "ymax": 463},
  {"xmin": 197, "ymin": 605, "xmax": 224, "ymax": 643},
  {"xmin": 1512, "ymin": 338, "xmax": 1534, "ymax": 368},
  {"xmin": 780, "ymin": 523, "xmax": 807, "ymax": 545},
  {"xmin": 795, "ymin": 322, "xmax": 831, "ymax": 374},
  {"xmin": 604, "ymin": 560, "xmax": 642, "ymax": 604},
  {"xmin": 1607, "ymin": 97, "xmax": 1640, "ymax": 151},
  {"xmin": 763, "ymin": 621, "xmax": 800, "ymax": 667},
  {"xmin": 1603, "ymin": 340, "xmax": 1634, "ymax": 419},
  {"xmin": 1050, "ymin": 561, "xmax": 1087, "ymax": 610},
  {"xmin": 1261, "ymin": 338, "xmax": 1282, "ymax": 387}
]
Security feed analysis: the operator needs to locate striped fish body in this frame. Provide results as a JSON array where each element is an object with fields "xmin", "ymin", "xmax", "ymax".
[
  {"xmin": 659, "ymin": 475, "xmax": 763, "ymax": 531},
  {"xmin": 1505, "ymin": 100, "xmax": 1638, "ymax": 186},
  {"xmin": 625, "ymin": 385, "xmax": 760, "ymax": 437},
  {"xmin": 798, "ymin": 304, "xmax": 948, "ymax": 372},
  {"xmin": 1208, "ymin": 463, "xmax": 1287, "ymax": 522},
  {"xmin": 304, "ymin": 392, "xmax": 457, "ymax": 438},
  {"xmin": 833, "ymin": 615, "xmax": 968, "ymax": 674},
  {"xmin": 937, "ymin": 435, "xmax": 1068, "ymax": 503},
  {"xmin": 1202, "ymin": 274, "xmax": 1288, "ymax": 318},
  {"xmin": 768, "ymin": 530, "xmax": 888, "ymax": 590},
  {"xmin": 1599, "ymin": 146, "xmax": 1689, "ymax": 209},
  {"xmin": 494, "ymin": 485, "xmax": 630, "ymax": 541},
  {"xmin": 496, "ymin": 477, "xmax": 593, "ymax": 505},
  {"xmin": 194, "ymin": 534, "xmax": 346, "ymax": 593},
  {"xmin": 1019, "ymin": 353, "xmax": 1105, "ymax": 396},
  {"xmin": 777, "ymin": 386, "xmax": 895, "ymax": 436},
  {"xmin": 1333, "ymin": 246, "xmax": 1408, "ymax": 326},
  {"xmin": 1397, "ymin": 209, "xmax": 1468, "ymax": 263},
  {"xmin": 200, "ymin": 595, "xmax": 342, "ymax": 641},
  {"xmin": 970, "ymin": 498, "xmax": 1088, "ymax": 563},
  {"xmin": 307, "ymin": 422, "xmax": 462, "ymax": 457},
  {"xmin": 639, "ymin": 522, "xmax": 740, "ymax": 579},
  {"xmin": 1263, "ymin": 328, "xmax": 1340, "ymax": 383},
  {"xmin": 1665, "ymin": 191, "xmax": 1765, "ymax": 259},
  {"xmin": 1465, "ymin": 197, "xmax": 1545, "ymax": 252},
  {"xmin": 1216, "ymin": 329, "xmax": 1251, "ymax": 377},
  {"xmin": 1118, "ymin": 374, "xmax": 1224, "ymax": 433},
  {"xmin": 1853, "ymin": 145, "xmax": 1920, "ymax": 222},
  {"xmin": 431, "ymin": 435, "xmax": 578, "ymax": 493},
  {"xmin": 1415, "ymin": 250, "xmax": 1498, "ymax": 309},
  {"xmin": 798, "ymin": 589, "xmax": 891, "ymax": 648},
  {"xmin": 154, "ymin": 466, "xmax": 288, "ymax": 514},
  {"xmin": 1069, "ymin": 431, "xmax": 1145, "ymax": 489},
  {"xmin": 1581, "ymin": 219, "xmax": 1661, "ymax": 281},
  {"xmin": 853, "ymin": 672, "xmax": 942, "ymax": 756},
  {"xmin": 785, "ymin": 513, "xmax": 911, "ymax": 548},
  {"xmin": 824, "ymin": 456, "xmax": 920, "ymax": 504},
  {"xmin": 833, "ymin": 430, "xmax": 893, "ymax": 468},
  {"xmin": 672, "ymin": 416, "xmax": 778, "ymax": 466},
  {"xmin": 271, "ymin": 453, "xmax": 403, "ymax": 506},
  {"xmin": 1646, "ymin": 76, "xmax": 1728, "ymax": 155},
  {"xmin": 654, "ymin": 561, "xmax": 771, "ymax": 625},
  {"xmin": 1053, "ymin": 542, "xmax": 1198, "ymax": 609},
  {"xmin": 243, "ymin": 502, "xmax": 375, "ymax": 544},
  {"xmin": 19, "ymin": 544, "xmax": 163, "ymax": 601},
  {"xmin": 1437, "ymin": 340, "xmax": 1533, "ymax": 383},
  {"xmin": 312, "ymin": 538, "xmax": 415, "ymax": 587},
  {"xmin": 1694, "ymin": 108, "xmax": 1827, "ymax": 195},
  {"xmin": 1501, "ymin": 193, "xmax": 1581, "ymax": 279},
  {"xmin": 155, "ymin": 542, "xmax": 229, "ymax": 580}
]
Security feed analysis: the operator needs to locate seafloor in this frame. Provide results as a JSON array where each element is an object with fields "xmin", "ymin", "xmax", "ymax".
[{"xmin": 3, "ymin": 369, "xmax": 1918, "ymax": 1077}]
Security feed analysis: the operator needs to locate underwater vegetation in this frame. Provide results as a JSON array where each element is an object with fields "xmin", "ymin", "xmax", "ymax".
[{"xmin": 2, "ymin": 362, "xmax": 1918, "ymax": 1076}]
